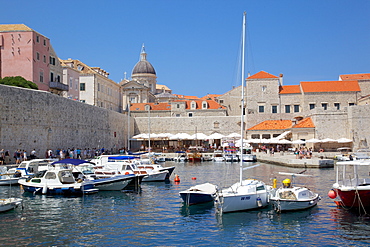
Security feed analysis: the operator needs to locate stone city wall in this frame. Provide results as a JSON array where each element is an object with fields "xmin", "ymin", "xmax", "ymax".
[
  {"xmin": 0, "ymin": 84, "xmax": 131, "ymax": 157},
  {"xmin": 348, "ymin": 105, "xmax": 370, "ymax": 150}
]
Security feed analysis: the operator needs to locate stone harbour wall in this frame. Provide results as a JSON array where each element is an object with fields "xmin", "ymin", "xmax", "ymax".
[{"xmin": 0, "ymin": 84, "xmax": 131, "ymax": 157}]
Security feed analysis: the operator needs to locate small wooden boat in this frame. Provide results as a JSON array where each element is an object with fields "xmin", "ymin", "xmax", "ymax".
[
  {"xmin": 179, "ymin": 183, "xmax": 217, "ymax": 205},
  {"xmin": 0, "ymin": 198, "xmax": 23, "ymax": 212}
]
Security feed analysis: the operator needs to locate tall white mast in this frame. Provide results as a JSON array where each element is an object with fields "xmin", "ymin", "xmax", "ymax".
[{"xmin": 240, "ymin": 12, "xmax": 246, "ymax": 185}]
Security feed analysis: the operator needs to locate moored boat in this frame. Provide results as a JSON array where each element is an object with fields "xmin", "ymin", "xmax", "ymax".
[
  {"xmin": 0, "ymin": 198, "xmax": 23, "ymax": 212},
  {"xmin": 179, "ymin": 183, "xmax": 218, "ymax": 205},
  {"xmin": 269, "ymin": 172, "xmax": 320, "ymax": 212},
  {"xmin": 329, "ymin": 160, "xmax": 370, "ymax": 211}
]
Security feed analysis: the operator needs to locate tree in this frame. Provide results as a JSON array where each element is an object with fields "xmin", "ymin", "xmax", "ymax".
[{"xmin": 0, "ymin": 76, "xmax": 38, "ymax": 89}]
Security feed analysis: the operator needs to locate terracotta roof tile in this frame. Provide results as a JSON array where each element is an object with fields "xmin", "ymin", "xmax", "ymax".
[
  {"xmin": 130, "ymin": 99, "xmax": 226, "ymax": 111},
  {"xmin": 130, "ymin": 103, "xmax": 171, "ymax": 111},
  {"xmin": 247, "ymin": 71, "xmax": 279, "ymax": 79},
  {"xmin": 200, "ymin": 94, "xmax": 222, "ymax": 100},
  {"xmin": 173, "ymin": 94, "xmax": 199, "ymax": 100},
  {"xmin": 300, "ymin": 80, "xmax": 360, "ymax": 93},
  {"xmin": 340, "ymin": 73, "xmax": 370, "ymax": 81},
  {"xmin": 247, "ymin": 120, "xmax": 292, "ymax": 130},
  {"xmin": 293, "ymin": 117, "xmax": 315, "ymax": 128},
  {"xmin": 279, "ymin": 85, "xmax": 301, "ymax": 94}
]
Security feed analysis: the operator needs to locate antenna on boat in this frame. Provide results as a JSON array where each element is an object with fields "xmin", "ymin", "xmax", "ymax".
[{"xmin": 240, "ymin": 11, "xmax": 246, "ymax": 185}]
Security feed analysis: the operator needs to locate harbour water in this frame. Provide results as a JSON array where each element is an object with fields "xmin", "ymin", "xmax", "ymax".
[{"xmin": 1, "ymin": 161, "xmax": 370, "ymax": 246}]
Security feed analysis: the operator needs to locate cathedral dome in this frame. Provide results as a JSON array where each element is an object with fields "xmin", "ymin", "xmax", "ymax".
[{"xmin": 132, "ymin": 45, "xmax": 156, "ymax": 75}]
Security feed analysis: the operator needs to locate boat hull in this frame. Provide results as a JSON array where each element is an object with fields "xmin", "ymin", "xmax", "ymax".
[
  {"xmin": 159, "ymin": 166, "xmax": 175, "ymax": 179},
  {"xmin": 335, "ymin": 188, "xmax": 370, "ymax": 209},
  {"xmin": 219, "ymin": 180, "xmax": 269, "ymax": 213},
  {"xmin": 92, "ymin": 175, "xmax": 134, "ymax": 191},
  {"xmin": 142, "ymin": 170, "xmax": 168, "ymax": 182},
  {"xmin": 0, "ymin": 178, "xmax": 21, "ymax": 186},
  {"xmin": 20, "ymin": 182, "xmax": 97, "ymax": 195},
  {"xmin": 270, "ymin": 195, "xmax": 320, "ymax": 211},
  {"xmin": 0, "ymin": 198, "xmax": 23, "ymax": 212},
  {"xmin": 180, "ymin": 192, "xmax": 214, "ymax": 205}
]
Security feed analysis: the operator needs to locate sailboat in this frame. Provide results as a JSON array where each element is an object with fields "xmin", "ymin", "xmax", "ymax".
[{"xmin": 217, "ymin": 12, "xmax": 269, "ymax": 213}]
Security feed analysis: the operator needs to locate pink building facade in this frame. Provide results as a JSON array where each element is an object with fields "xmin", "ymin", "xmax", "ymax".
[{"xmin": 0, "ymin": 24, "xmax": 67, "ymax": 93}]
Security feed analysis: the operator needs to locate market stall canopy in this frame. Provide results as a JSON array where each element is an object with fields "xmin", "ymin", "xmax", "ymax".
[
  {"xmin": 337, "ymin": 138, "xmax": 352, "ymax": 143},
  {"xmin": 292, "ymin": 140, "xmax": 306, "ymax": 144},
  {"xmin": 208, "ymin": 133, "xmax": 225, "ymax": 139},
  {"xmin": 321, "ymin": 138, "xmax": 336, "ymax": 143},
  {"xmin": 306, "ymin": 138, "xmax": 321, "ymax": 143},
  {"xmin": 190, "ymin": 133, "xmax": 209, "ymax": 140},
  {"xmin": 226, "ymin": 133, "xmax": 242, "ymax": 138},
  {"xmin": 170, "ymin": 133, "xmax": 192, "ymax": 140}
]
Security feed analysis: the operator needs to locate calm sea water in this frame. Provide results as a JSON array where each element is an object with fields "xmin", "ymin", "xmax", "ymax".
[{"xmin": 1, "ymin": 161, "xmax": 370, "ymax": 246}]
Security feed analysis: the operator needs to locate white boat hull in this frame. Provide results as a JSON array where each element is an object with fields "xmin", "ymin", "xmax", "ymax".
[
  {"xmin": 142, "ymin": 170, "xmax": 168, "ymax": 182},
  {"xmin": 270, "ymin": 196, "xmax": 320, "ymax": 211},
  {"xmin": 219, "ymin": 180, "xmax": 269, "ymax": 213},
  {"xmin": 0, "ymin": 198, "xmax": 23, "ymax": 212}
]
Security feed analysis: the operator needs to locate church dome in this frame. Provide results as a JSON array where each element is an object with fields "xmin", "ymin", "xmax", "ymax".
[{"xmin": 132, "ymin": 45, "xmax": 156, "ymax": 75}]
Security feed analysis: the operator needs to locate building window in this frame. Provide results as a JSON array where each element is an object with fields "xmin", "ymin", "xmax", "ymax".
[
  {"xmin": 80, "ymin": 83, "xmax": 85, "ymax": 91},
  {"xmin": 349, "ymin": 103, "xmax": 355, "ymax": 106},
  {"xmin": 39, "ymin": 71, "xmax": 43, "ymax": 82},
  {"xmin": 334, "ymin": 103, "xmax": 340, "ymax": 110},
  {"xmin": 98, "ymin": 83, "xmax": 100, "ymax": 91},
  {"xmin": 50, "ymin": 72, "xmax": 54, "ymax": 82},
  {"xmin": 202, "ymin": 101, "xmax": 208, "ymax": 109},
  {"xmin": 36, "ymin": 35, "xmax": 39, "ymax": 43},
  {"xmin": 36, "ymin": 52, "xmax": 40, "ymax": 60},
  {"xmin": 145, "ymin": 105, "xmax": 150, "ymax": 111},
  {"xmin": 259, "ymin": 105, "xmax": 264, "ymax": 113},
  {"xmin": 262, "ymin": 85, "xmax": 267, "ymax": 92},
  {"xmin": 188, "ymin": 112, "xmax": 193, "ymax": 117},
  {"xmin": 43, "ymin": 55, "xmax": 46, "ymax": 63},
  {"xmin": 43, "ymin": 39, "xmax": 46, "ymax": 46},
  {"xmin": 75, "ymin": 79, "xmax": 78, "ymax": 90},
  {"xmin": 322, "ymin": 103, "xmax": 328, "ymax": 110},
  {"xmin": 176, "ymin": 114, "xmax": 180, "ymax": 117},
  {"xmin": 219, "ymin": 99, "xmax": 224, "ymax": 104},
  {"xmin": 285, "ymin": 105, "xmax": 291, "ymax": 113},
  {"xmin": 191, "ymin": 101, "xmax": 196, "ymax": 110},
  {"xmin": 294, "ymin": 105, "xmax": 300, "ymax": 112},
  {"xmin": 177, "ymin": 104, "xmax": 180, "ymax": 108},
  {"xmin": 214, "ymin": 122, "xmax": 220, "ymax": 128},
  {"xmin": 262, "ymin": 134, "xmax": 271, "ymax": 139},
  {"xmin": 251, "ymin": 134, "xmax": 260, "ymax": 139},
  {"xmin": 272, "ymin": 105, "xmax": 277, "ymax": 113},
  {"xmin": 69, "ymin": 78, "xmax": 73, "ymax": 89},
  {"xmin": 309, "ymin": 104, "xmax": 315, "ymax": 110}
]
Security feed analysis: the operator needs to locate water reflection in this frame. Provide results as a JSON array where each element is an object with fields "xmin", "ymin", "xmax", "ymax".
[{"xmin": 179, "ymin": 201, "xmax": 215, "ymax": 217}]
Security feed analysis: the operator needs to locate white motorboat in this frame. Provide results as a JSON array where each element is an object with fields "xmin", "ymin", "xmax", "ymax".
[
  {"xmin": 213, "ymin": 151, "xmax": 225, "ymax": 162},
  {"xmin": 0, "ymin": 198, "xmax": 23, "ymax": 212},
  {"xmin": 179, "ymin": 183, "xmax": 218, "ymax": 205},
  {"xmin": 93, "ymin": 156, "xmax": 169, "ymax": 182},
  {"xmin": 216, "ymin": 13, "xmax": 268, "ymax": 213},
  {"xmin": 329, "ymin": 160, "xmax": 370, "ymax": 211},
  {"xmin": 0, "ymin": 167, "xmax": 22, "ymax": 185},
  {"xmin": 8, "ymin": 158, "xmax": 57, "ymax": 178},
  {"xmin": 173, "ymin": 154, "xmax": 188, "ymax": 162},
  {"xmin": 269, "ymin": 172, "xmax": 320, "ymax": 212},
  {"xmin": 19, "ymin": 160, "xmax": 98, "ymax": 195}
]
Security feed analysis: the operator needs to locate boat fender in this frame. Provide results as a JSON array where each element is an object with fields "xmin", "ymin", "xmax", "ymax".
[
  {"xmin": 256, "ymin": 197, "xmax": 263, "ymax": 207},
  {"xmin": 192, "ymin": 177, "xmax": 196, "ymax": 180},
  {"xmin": 42, "ymin": 185, "xmax": 47, "ymax": 194},
  {"xmin": 328, "ymin": 189, "xmax": 337, "ymax": 199},
  {"xmin": 272, "ymin": 179, "xmax": 277, "ymax": 189},
  {"xmin": 125, "ymin": 172, "xmax": 130, "ymax": 175}
]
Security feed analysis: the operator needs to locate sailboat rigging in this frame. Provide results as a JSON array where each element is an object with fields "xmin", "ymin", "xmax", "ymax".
[{"xmin": 216, "ymin": 12, "xmax": 269, "ymax": 213}]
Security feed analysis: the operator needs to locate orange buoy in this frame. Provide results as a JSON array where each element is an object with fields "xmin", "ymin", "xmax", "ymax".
[
  {"xmin": 174, "ymin": 174, "xmax": 180, "ymax": 182},
  {"xmin": 328, "ymin": 189, "xmax": 337, "ymax": 199},
  {"xmin": 192, "ymin": 177, "xmax": 197, "ymax": 180}
]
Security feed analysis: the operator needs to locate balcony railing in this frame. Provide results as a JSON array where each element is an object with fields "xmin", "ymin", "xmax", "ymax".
[{"xmin": 49, "ymin": 81, "xmax": 69, "ymax": 91}]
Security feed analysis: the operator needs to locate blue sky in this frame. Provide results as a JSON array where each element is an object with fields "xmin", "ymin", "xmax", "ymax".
[{"xmin": 2, "ymin": 0, "xmax": 370, "ymax": 97}]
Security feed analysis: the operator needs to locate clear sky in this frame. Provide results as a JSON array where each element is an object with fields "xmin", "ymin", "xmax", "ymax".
[{"xmin": 2, "ymin": 0, "xmax": 370, "ymax": 97}]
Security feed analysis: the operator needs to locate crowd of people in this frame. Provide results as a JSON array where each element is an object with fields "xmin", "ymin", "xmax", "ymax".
[{"xmin": 0, "ymin": 147, "xmax": 127, "ymax": 165}]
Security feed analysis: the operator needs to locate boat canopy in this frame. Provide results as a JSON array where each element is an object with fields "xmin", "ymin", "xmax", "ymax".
[
  {"xmin": 108, "ymin": 156, "xmax": 137, "ymax": 160},
  {"xmin": 51, "ymin": 159, "xmax": 95, "ymax": 166}
]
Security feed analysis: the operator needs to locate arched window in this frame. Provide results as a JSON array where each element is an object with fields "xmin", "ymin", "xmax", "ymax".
[
  {"xmin": 202, "ymin": 101, "xmax": 208, "ymax": 109},
  {"xmin": 191, "ymin": 101, "xmax": 197, "ymax": 110}
]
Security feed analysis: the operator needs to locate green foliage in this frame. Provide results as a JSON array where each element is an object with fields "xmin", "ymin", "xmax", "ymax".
[{"xmin": 0, "ymin": 76, "xmax": 38, "ymax": 89}]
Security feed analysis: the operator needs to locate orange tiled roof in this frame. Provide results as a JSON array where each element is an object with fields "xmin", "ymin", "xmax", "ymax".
[
  {"xmin": 200, "ymin": 94, "xmax": 222, "ymax": 100},
  {"xmin": 247, "ymin": 120, "xmax": 292, "ymax": 130},
  {"xmin": 173, "ymin": 94, "xmax": 199, "ymax": 100},
  {"xmin": 130, "ymin": 99, "xmax": 226, "ymax": 111},
  {"xmin": 293, "ymin": 117, "xmax": 315, "ymax": 128},
  {"xmin": 247, "ymin": 71, "xmax": 279, "ymax": 79},
  {"xmin": 300, "ymin": 80, "xmax": 360, "ymax": 93},
  {"xmin": 279, "ymin": 85, "xmax": 301, "ymax": 94},
  {"xmin": 130, "ymin": 103, "xmax": 171, "ymax": 111},
  {"xmin": 340, "ymin": 73, "xmax": 370, "ymax": 81}
]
